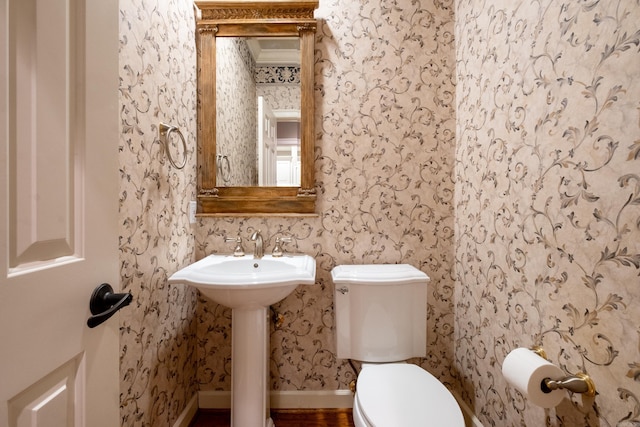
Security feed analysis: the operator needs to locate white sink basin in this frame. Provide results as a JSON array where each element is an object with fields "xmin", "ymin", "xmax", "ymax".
[{"xmin": 168, "ymin": 253, "xmax": 316, "ymax": 308}]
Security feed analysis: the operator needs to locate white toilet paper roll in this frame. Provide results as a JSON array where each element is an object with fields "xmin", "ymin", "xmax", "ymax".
[{"xmin": 502, "ymin": 347, "xmax": 565, "ymax": 408}]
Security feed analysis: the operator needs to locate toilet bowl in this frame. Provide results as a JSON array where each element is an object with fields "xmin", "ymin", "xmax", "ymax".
[
  {"xmin": 353, "ymin": 363, "xmax": 464, "ymax": 427},
  {"xmin": 331, "ymin": 264, "xmax": 465, "ymax": 427}
]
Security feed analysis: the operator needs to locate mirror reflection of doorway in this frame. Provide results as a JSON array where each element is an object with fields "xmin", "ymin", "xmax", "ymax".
[
  {"xmin": 256, "ymin": 102, "xmax": 301, "ymax": 187},
  {"xmin": 276, "ymin": 121, "xmax": 301, "ymax": 186},
  {"xmin": 257, "ymin": 101, "xmax": 301, "ymax": 187},
  {"xmin": 257, "ymin": 96, "xmax": 277, "ymax": 186}
]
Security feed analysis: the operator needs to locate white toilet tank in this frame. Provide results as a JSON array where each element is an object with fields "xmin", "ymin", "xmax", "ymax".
[{"xmin": 332, "ymin": 264, "xmax": 429, "ymax": 362}]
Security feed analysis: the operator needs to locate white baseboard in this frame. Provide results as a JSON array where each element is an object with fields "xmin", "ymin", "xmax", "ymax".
[
  {"xmin": 199, "ymin": 389, "xmax": 354, "ymax": 409},
  {"xmin": 172, "ymin": 394, "xmax": 198, "ymax": 427},
  {"xmin": 198, "ymin": 390, "xmax": 231, "ymax": 409},
  {"xmin": 275, "ymin": 390, "xmax": 355, "ymax": 408}
]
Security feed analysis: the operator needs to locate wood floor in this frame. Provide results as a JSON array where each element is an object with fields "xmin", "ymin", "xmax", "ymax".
[{"xmin": 190, "ymin": 409, "xmax": 355, "ymax": 427}]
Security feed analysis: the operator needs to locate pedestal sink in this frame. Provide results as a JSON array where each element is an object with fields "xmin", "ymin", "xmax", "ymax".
[{"xmin": 168, "ymin": 253, "xmax": 316, "ymax": 427}]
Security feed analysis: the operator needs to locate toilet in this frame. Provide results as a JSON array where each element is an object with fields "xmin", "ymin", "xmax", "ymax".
[{"xmin": 332, "ymin": 264, "xmax": 465, "ymax": 427}]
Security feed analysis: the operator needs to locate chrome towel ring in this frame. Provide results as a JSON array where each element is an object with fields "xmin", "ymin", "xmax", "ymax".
[{"xmin": 159, "ymin": 123, "xmax": 187, "ymax": 169}]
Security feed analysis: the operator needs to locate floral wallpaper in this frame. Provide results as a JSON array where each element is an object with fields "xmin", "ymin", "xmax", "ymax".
[
  {"xmin": 257, "ymin": 66, "xmax": 301, "ymax": 113},
  {"xmin": 116, "ymin": 0, "xmax": 639, "ymax": 426},
  {"xmin": 455, "ymin": 1, "xmax": 640, "ymax": 426},
  {"xmin": 256, "ymin": 66, "xmax": 301, "ymax": 85},
  {"xmin": 216, "ymin": 38, "xmax": 257, "ymax": 186},
  {"xmin": 118, "ymin": 0, "xmax": 198, "ymax": 426},
  {"xmin": 195, "ymin": 0, "xmax": 458, "ymax": 394},
  {"xmin": 258, "ymin": 86, "xmax": 301, "ymax": 115}
]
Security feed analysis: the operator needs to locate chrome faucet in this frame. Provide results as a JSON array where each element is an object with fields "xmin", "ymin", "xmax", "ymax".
[{"xmin": 250, "ymin": 230, "xmax": 264, "ymax": 259}]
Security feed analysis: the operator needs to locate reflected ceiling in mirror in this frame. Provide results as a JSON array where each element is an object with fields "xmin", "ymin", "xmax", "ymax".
[{"xmin": 216, "ymin": 37, "xmax": 301, "ymax": 187}]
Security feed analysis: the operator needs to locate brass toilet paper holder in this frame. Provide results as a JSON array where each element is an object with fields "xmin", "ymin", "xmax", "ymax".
[{"xmin": 530, "ymin": 346, "xmax": 597, "ymax": 397}]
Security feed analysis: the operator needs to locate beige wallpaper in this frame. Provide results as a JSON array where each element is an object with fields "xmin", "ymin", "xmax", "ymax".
[
  {"xmin": 216, "ymin": 38, "xmax": 257, "ymax": 186},
  {"xmin": 118, "ymin": 0, "xmax": 198, "ymax": 426},
  {"xmin": 117, "ymin": 0, "xmax": 639, "ymax": 426},
  {"xmin": 455, "ymin": 1, "xmax": 640, "ymax": 426}
]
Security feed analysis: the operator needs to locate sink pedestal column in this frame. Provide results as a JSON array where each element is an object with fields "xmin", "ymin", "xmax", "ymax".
[{"xmin": 231, "ymin": 307, "xmax": 273, "ymax": 427}]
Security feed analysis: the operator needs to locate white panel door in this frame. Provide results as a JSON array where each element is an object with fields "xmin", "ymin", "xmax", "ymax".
[
  {"xmin": 0, "ymin": 0, "xmax": 120, "ymax": 426},
  {"xmin": 257, "ymin": 96, "xmax": 278, "ymax": 186}
]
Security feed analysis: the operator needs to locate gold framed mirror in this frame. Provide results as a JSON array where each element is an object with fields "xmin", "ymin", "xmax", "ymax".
[{"xmin": 195, "ymin": 0, "xmax": 318, "ymax": 215}]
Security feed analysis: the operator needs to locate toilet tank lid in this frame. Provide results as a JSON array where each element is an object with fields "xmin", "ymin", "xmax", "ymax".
[{"xmin": 331, "ymin": 264, "xmax": 429, "ymax": 285}]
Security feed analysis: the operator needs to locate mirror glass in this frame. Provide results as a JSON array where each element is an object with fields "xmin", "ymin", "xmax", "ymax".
[{"xmin": 215, "ymin": 37, "xmax": 301, "ymax": 187}]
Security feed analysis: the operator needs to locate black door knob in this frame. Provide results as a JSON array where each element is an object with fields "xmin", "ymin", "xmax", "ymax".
[{"xmin": 87, "ymin": 283, "xmax": 132, "ymax": 328}]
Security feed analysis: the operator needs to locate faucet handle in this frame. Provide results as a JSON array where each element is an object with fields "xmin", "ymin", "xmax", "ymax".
[
  {"xmin": 272, "ymin": 236, "xmax": 292, "ymax": 257},
  {"xmin": 224, "ymin": 236, "xmax": 245, "ymax": 257}
]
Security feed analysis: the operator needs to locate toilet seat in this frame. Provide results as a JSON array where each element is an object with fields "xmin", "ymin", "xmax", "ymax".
[{"xmin": 355, "ymin": 364, "xmax": 465, "ymax": 427}]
